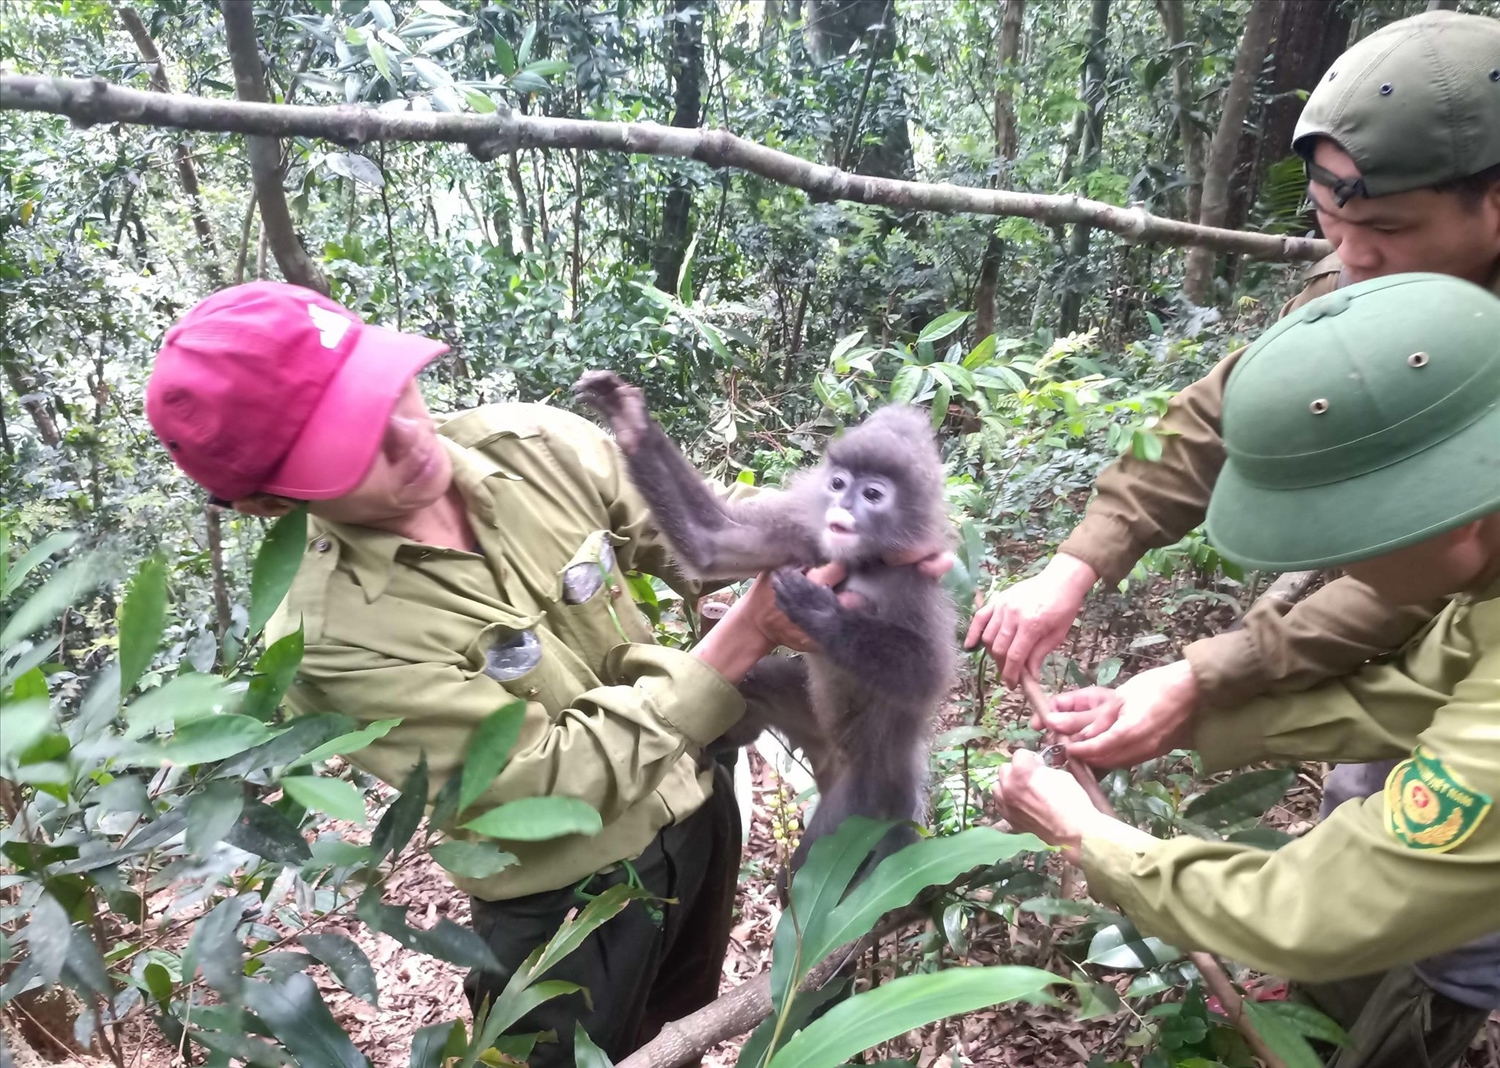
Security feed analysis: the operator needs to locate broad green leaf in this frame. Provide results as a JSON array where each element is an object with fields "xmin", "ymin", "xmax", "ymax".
[
  {"xmin": 418, "ymin": 0, "xmax": 469, "ymax": 17},
  {"xmin": 409, "ymin": 56, "xmax": 453, "ymax": 87},
  {"xmin": 1183, "ymin": 768, "xmax": 1297, "ymax": 830},
  {"xmin": 517, "ymin": 22, "xmax": 536, "ymax": 67},
  {"xmin": 123, "ymin": 673, "xmax": 237, "ymax": 740},
  {"xmin": 1130, "ymin": 428, "xmax": 1164, "ymax": 462},
  {"xmin": 677, "ymin": 230, "xmax": 700, "ymax": 305},
  {"xmin": 410, "ymin": 1020, "xmax": 467, "ymax": 1068},
  {"xmin": 520, "ymin": 58, "xmax": 570, "ymax": 77},
  {"xmin": 916, "ymin": 310, "xmax": 970, "ymax": 345},
  {"xmin": 931, "ymin": 382, "xmax": 951, "ymax": 430},
  {"xmin": 285, "ymin": 717, "xmax": 400, "ymax": 771},
  {"xmin": 1, "ymin": 639, "xmax": 59, "ymax": 695},
  {"xmin": 359, "ymin": 898, "xmax": 499, "ymax": 971},
  {"xmin": 459, "ymin": 700, "xmax": 527, "ymax": 814},
  {"xmin": 1, "ymin": 530, "xmax": 80, "ymax": 600},
  {"xmin": 493, "ymin": 38, "xmax": 516, "ymax": 76},
  {"xmin": 116, "ymin": 553, "xmax": 166, "ymax": 697},
  {"xmin": 429, "ymin": 840, "xmax": 518, "ymax": 879},
  {"xmin": 1251, "ymin": 1000, "xmax": 1351, "ymax": 1048},
  {"xmin": 225, "ymin": 712, "xmax": 359, "ymax": 777},
  {"xmin": 190, "ymin": 1029, "xmax": 292, "ymax": 1068},
  {"xmin": 0, "ymin": 698, "xmax": 53, "ymax": 766},
  {"xmin": 460, "ymin": 796, "xmax": 602, "ymax": 841},
  {"xmin": 738, "ymin": 982, "xmax": 850, "ymax": 1068},
  {"xmin": 281, "ymin": 776, "xmax": 368, "ymax": 824},
  {"xmin": 164, "ymin": 715, "xmax": 277, "ymax": 766},
  {"xmin": 371, "ymin": 754, "xmax": 428, "ymax": 862},
  {"xmin": 1, "ymin": 551, "xmax": 106, "ymax": 648},
  {"xmin": 462, "ymin": 87, "xmax": 497, "ymax": 113},
  {"xmin": 367, "ymin": 0, "xmax": 395, "ymax": 29},
  {"xmin": 242, "ymin": 628, "xmax": 305, "ymax": 722},
  {"xmin": 185, "ymin": 897, "xmax": 250, "ymax": 1005},
  {"xmin": 242, "ymin": 974, "xmax": 366, "ymax": 1068},
  {"xmin": 248, "ymin": 508, "xmax": 307, "ymax": 641},
  {"xmin": 766, "ymin": 967, "xmax": 1063, "ymax": 1068},
  {"xmin": 828, "ymin": 330, "xmax": 867, "ymax": 367},
  {"xmin": 143, "ymin": 961, "xmax": 173, "ymax": 1006},
  {"xmin": 1085, "ymin": 922, "xmax": 1183, "ymax": 969},
  {"xmin": 299, "ymin": 933, "xmax": 378, "ymax": 1006},
  {"xmin": 889, "ymin": 364, "xmax": 925, "ymax": 405},
  {"xmin": 574, "ymin": 1023, "xmax": 614, "ymax": 1068},
  {"xmin": 961, "ymin": 333, "xmax": 997, "ymax": 370},
  {"xmin": 224, "ymin": 800, "xmax": 312, "ymax": 865},
  {"xmin": 187, "ymin": 780, "xmax": 245, "ymax": 855},
  {"xmin": 419, "ymin": 26, "xmax": 473, "ymax": 53},
  {"xmin": 1242, "ymin": 1000, "xmax": 1328, "ymax": 1068},
  {"xmin": 8, "ymin": 665, "xmax": 47, "ymax": 701},
  {"xmin": 509, "ymin": 70, "xmax": 548, "ymax": 95},
  {"xmin": 27, "ymin": 893, "xmax": 70, "ymax": 983}
]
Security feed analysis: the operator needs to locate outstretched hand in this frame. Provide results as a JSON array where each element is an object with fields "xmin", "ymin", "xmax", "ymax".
[
  {"xmin": 1042, "ymin": 661, "xmax": 1200, "ymax": 769},
  {"xmin": 964, "ymin": 553, "xmax": 1098, "ymax": 686}
]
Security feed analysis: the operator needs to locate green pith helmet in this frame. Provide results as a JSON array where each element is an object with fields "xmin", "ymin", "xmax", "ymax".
[
  {"xmin": 1293, "ymin": 11, "xmax": 1500, "ymax": 200},
  {"xmin": 1206, "ymin": 274, "xmax": 1500, "ymax": 572}
]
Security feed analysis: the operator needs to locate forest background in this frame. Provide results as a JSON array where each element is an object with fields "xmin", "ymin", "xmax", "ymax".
[{"xmin": 4, "ymin": 1, "xmax": 1500, "ymax": 1067}]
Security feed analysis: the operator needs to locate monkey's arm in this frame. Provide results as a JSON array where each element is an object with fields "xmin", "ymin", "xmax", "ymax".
[
  {"xmin": 770, "ymin": 570, "xmax": 945, "ymax": 701},
  {"xmin": 576, "ymin": 371, "xmax": 817, "ymax": 578}
]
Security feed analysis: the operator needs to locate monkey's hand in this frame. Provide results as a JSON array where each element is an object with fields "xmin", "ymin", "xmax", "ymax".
[
  {"xmin": 573, "ymin": 370, "xmax": 650, "ymax": 454},
  {"xmin": 770, "ymin": 567, "xmax": 841, "ymax": 639}
]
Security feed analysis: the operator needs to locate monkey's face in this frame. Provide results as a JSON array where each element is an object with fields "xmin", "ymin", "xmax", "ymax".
[{"xmin": 819, "ymin": 466, "xmax": 900, "ymax": 563}]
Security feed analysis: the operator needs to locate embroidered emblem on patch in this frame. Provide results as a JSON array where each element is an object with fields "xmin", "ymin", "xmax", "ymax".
[{"xmin": 1384, "ymin": 747, "xmax": 1492, "ymax": 853}]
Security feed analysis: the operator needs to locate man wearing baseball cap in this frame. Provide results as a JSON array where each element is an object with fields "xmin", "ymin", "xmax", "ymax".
[
  {"xmin": 969, "ymin": 11, "xmax": 1500, "ymax": 1061},
  {"xmin": 146, "ymin": 281, "xmax": 861, "ymax": 1063},
  {"xmin": 994, "ymin": 273, "xmax": 1500, "ymax": 1068}
]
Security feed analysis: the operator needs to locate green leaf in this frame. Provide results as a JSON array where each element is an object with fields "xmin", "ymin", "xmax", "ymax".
[
  {"xmin": 676, "ymin": 230, "xmax": 700, "ymax": 305},
  {"xmin": 419, "ymin": 26, "xmax": 473, "ymax": 53},
  {"xmin": 1, "ymin": 530, "xmax": 80, "ymax": 600},
  {"xmin": 285, "ymin": 717, "xmax": 400, "ymax": 771},
  {"xmin": 931, "ymin": 382, "xmax": 951, "ymax": 430},
  {"xmin": 766, "ymin": 967, "xmax": 1063, "ymax": 1068},
  {"xmin": 248, "ymin": 508, "xmax": 307, "ymax": 641},
  {"xmin": 521, "ymin": 58, "xmax": 570, "ymax": 77},
  {"xmin": 371, "ymin": 753, "xmax": 428, "ymax": 862},
  {"xmin": 1, "ymin": 551, "xmax": 106, "ymax": 648},
  {"xmin": 116, "ymin": 553, "xmax": 166, "ymax": 697},
  {"xmin": 418, "ymin": 0, "xmax": 469, "ymax": 17},
  {"xmin": 1085, "ymin": 921, "xmax": 1183, "ymax": 969},
  {"xmin": 243, "ymin": 974, "xmax": 367, "ymax": 1068},
  {"xmin": 429, "ymin": 840, "xmax": 518, "ymax": 879},
  {"xmin": 143, "ymin": 961, "xmax": 173, "ymax": 1006},
  {"xmin": 299, "ymin": 933, "xmax": 378, "ymax": 1006},
  {"xmin": 26, "ymin": 893, "xmax": 70, "ymax": 982},
  {"xmin": 185, "ymin": 896, "xmax": 250, "ymax": 1005},
  {"xmin": 1130, "ymin": 428, "xmax": 1164, "ymax": 462},
  {"xmin": 409, "ymin": 56, "xmax": 453, "ymax": 87},
  {"xmin": 225, "ymin": 800, "xmax": 312, "ymax": 865},
  {"xmin": 410, "ymin": 1020, "xmax": 467, "ymax": 1068},
  {"xmin": 282, "ymin": 776, "xmax": 368, "ymax": 824},
  {"xmin": 1241, "ymin": 1000, "xmax": 1328, "ymax": 1068},
  {"xmin": 574, "ymin": 1022, "xmax": 614, "ymax": 1068},
  {"xmin": 459, "ymin": 700, "xmax": 527, "ymax": 814},
  {"xmin": 367, "ymin": 0, "xmax": 395, "ymax": 29},
  {"xmin": 916, "ymin": 310, "xmax": 970, "ymax": 346},
  {"xmin": 460, "ymin": 796, "xmax": 602, "ymax": 841},
  {"xmin": 123, "ymin": 673, "xmax": 237, "ymax": 740},
  {"xmin": 242, "ymin": 628, "xmax": 305, "ymax": 722},
  {"xmin": 462, "ymin": 87, "xmax": 497, "ymax": 113},
  {"xmin": 223, "ymin": 713, "xmax": 358, "ymax": 777},
  {"xmin": 1183, "ymin": 768, "xmax": 1297, "ymax": 830},
  {"xmin": 1251, "ymin": 1000, "xmax": 1351, "ymax": 1048},
  {"xmin": 0, "ymin": 698, "xmax": 53, "ymax": 766},
  {"xmin": 509, "ymin": 70, "xmax": 548, "ymax": 95},
  {"xmin": 517, "ymin": 22, "xmax": 536, "ymax": 67},
  {"xmin": 187, "ymin": 779, "xmax": 245, "ymax": 856},
  {"xmin": 889, "ymin": 364, "xmax": 925, "ymax": 405},
  {"xmin": 493, "ymin": 38, "xmax": 516, "ymax": 76},
  {"xmin": 359, "ymin": 898, "xmax": 499, "ymax": 970},
  {"xmin": 164, "ymin": 715, "xmax": 277, "ymax": 766}
]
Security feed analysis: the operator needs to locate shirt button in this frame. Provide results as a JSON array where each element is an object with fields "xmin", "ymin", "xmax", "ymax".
[
  {"xmin": 315, "ymin": 539, "xmax": 331, "ymax": 553},
  {"xmin": 524, "ymin": 687, "xmax": 540, "ymax": 698},
  {"xmin": 608, "ymin": 585, "xmax": 622, "ymax": 600}
]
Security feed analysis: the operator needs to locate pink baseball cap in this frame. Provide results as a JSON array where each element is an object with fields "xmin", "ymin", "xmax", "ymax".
[{"xmin": 146, "ymin": 282, "xmax": 448, "ymax": 502}]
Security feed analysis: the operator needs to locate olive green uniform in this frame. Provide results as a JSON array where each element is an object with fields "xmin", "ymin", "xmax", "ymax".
[
  {"xmin": 267, "ymin": 404, "xmax": 753, "ymax": 1061},
  {"xmin": 1059, "ymin": 259, "xmax": 1500, "ymax": 710}
]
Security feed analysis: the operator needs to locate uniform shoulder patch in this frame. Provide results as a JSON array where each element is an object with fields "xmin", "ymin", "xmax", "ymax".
[{"xmin": 1384, "ymin": 746, "xmax": 1492, "ymax": 853}]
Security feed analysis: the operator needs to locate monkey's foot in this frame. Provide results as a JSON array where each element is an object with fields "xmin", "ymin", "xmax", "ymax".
[
  {"xmin": 572, "ymin": 370, "xmax": 649, "ymax": 452},
  {"xmin": 770, "ymin": 567, "xmax": 840, "ymax": 634}
]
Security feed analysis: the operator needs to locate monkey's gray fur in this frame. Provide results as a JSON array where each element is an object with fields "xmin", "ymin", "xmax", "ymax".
[{"xmin": 574, "ymin": 370, "xmax": 958, "ymax": 871}]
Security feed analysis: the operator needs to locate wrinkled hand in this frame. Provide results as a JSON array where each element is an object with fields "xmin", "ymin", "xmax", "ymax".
[
  {"xmin": 1047, "ymin": 660, "xmax": 1200, "ymax": 769},
  {"xmin": 965, "ymin": 553, "xmax": 1098, "ymax": 686},
  {"xmin": 732, "ymin": 563, "xmax": 848, "ymax": 655},
  {"xmin": 992, "ymin": 749, "xmax": 1104, "ymax": 863},
  {"xmin": 884, "ymin": 545, "xmax": 957, "ymax": 580}
]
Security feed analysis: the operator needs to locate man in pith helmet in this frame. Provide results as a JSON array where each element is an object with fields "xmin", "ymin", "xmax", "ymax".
[{"xmin": 995, "ymin": 273, "xmax": 1500, "ymax": 1068}]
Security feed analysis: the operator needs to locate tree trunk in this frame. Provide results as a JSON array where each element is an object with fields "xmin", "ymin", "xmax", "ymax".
[
  {"xmin": 2, "ymin": 360, "xmax": 61, "ymax": 447},
  {"xmin": 117, "ymin": 5, "xmax": 223, "ymax": 284},
  {"xmin": 1155, "ymin": 0, "xmax": 1205, "ymax": 221},
  {"xmin": 974, "ymin": 0, "xmax": 1025, "ymax": 341},
  {"xmin": 1183, "ymin": 0, "xmax": 1277, "ymax": 305},
  {"xmin": 1057, "ymin": 0, "xmax": 1111, "ymax": 335},
  {"xmin": 219, "ymin": 0, "xmax": 328, "ymax": 294},
  {"xmin": 806, "ymin": 0, "xmax": 911, "ymax": 179},
  {"xmin": 652, "ymin": 0, "xmax": 704, "ymax": 291}
]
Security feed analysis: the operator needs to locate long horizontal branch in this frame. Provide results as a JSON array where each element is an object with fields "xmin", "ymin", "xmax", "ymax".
[{"xmin": 2, "ymin": 74, "xmax": 1331, "ymax": 262}]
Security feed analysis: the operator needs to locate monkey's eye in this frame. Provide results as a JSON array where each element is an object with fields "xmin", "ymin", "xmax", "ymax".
[
  {"xmin": 830, "ymin": 476, "xmax": 846, "ymax": 491},
  {"xmin": 862, "ymin": 487, "xmax": 884, "ymax": 503}
]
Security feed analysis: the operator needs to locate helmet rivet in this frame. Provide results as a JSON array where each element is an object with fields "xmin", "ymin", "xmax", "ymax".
[
  {"xmin": 1379, "ymin": 83, "xmax": 1393, "ymax": 96},
  {"xmin": 1491, "ymin": 70, "xmax": 1500, "ymax": 83},
  {"xmin": 1407, "ymin": 351, "xmax": 1430, "ymax": 368},
  {"xmin": 1328, "ymin": 70, "xmax": 1338, "ymax": 81},
  {"xmin": 1309, "ymin": 398, "xmax": 1330, "ymax": 415}
]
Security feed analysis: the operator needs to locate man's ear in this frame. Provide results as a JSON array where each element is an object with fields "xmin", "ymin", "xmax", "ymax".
[{"xmin": 232, "ymin": 494, "xmax": 299, "ymax": 518}]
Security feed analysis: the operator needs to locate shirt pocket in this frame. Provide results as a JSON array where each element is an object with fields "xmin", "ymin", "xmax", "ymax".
[
  {"xmin": 465, "ymin": 616, "xmax": 588, "ymax": 718},
  {"xmin": 550, "ymin": 530, "xmax": 654, "ymax": 659}
]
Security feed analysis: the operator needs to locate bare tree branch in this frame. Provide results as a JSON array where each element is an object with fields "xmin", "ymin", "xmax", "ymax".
[
  {"xmin": 216, "ymin": 4, "xmax": 328, "ymax": 294},
  {"xmin": 1, "ymin": 74, "xmax": 1332, "ymax": 264}
]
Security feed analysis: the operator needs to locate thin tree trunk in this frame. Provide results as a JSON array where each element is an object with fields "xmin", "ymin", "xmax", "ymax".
[
  {"xmin": 233, "ymin": 192, "xmax": 257, "ymax": 284},
  {"xmin": 117, "ymin": 4, "xmax": 223, "ymax": 284},
  {"xmin": 1183, "ymin": 0, "xmax": 1276, "ymax": 305},
  {"xmin": 1058, "ymin": 0, "xmax": 1111, "ymax": 335},
  {"xmin": 219, "ymin": 0, "xmax": 327, "ymax": 293},
  {"xmin": 205, "ymin": 505, "xmax": 231, "ymax": 650},
  {"xmin": 652, "ymin": 0, "xmax": 704, "ymax": 290},
  {"xmin": 1155, "ymin": 0, "xmax": 1205, "ymax": 222},
  {"xmin": 974, "ymin": 0, "xmax": 1024, "ymax": 341},
  {"xmin": 507, "ymin": 151, "xmax": 535, "ymax": 253},
  {"xmin": 3, "ymin": 361, "xmax": 61, "ymax": 446}
]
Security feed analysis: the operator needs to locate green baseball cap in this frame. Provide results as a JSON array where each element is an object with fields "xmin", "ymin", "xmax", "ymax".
[
  {"xmin": 1293, "ymin": 11, "xmax": 1500, "ymax": 202},
  {"xmin": 1206, "ymin": 274, "xmax": 1500, "ymax": 572}
]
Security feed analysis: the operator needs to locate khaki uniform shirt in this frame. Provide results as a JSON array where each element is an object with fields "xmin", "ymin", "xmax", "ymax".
[
  {"xmin": 267, "ymin": 404, "xmax": 749, "ymax": 901},
  {"xmin": 1082, "ymin": 576, "xmax": 1500, "ymax": 982},
  {"xmin": 1059, "ymin": 256, "xmax": 1500, "ymax": 708}
]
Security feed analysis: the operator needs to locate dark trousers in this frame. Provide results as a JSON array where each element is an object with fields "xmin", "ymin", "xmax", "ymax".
[
  {"xmin": 465, "ymin": 762, "xmax": 741, "ymax": 1068},
  {"xmin": 1296, "ymin": 966, "xmax": 1489, "ymax": 1068}
]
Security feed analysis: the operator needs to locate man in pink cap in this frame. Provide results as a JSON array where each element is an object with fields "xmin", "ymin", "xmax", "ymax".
[{"xmin": 146, "ymin": 281, "xmax": 942, "ymax": 1063}]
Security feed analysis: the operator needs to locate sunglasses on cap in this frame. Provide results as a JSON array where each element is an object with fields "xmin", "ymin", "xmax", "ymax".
[{"xmin": 1303, "ymin": 157, "xmax": 1370, "ymax": 209}]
